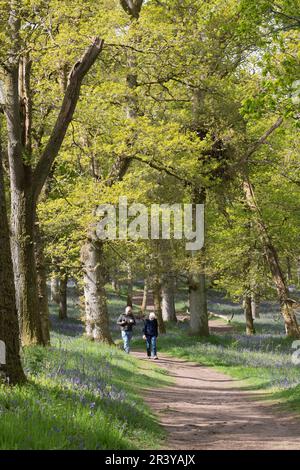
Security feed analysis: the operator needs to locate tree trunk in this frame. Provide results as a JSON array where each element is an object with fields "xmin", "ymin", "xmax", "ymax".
[
  {"xmin": 51, "ymin": 277, "xmax": 60, "ymax": 303},
  {"xmin": 120, "ymin": 0, "xmax": 144, "ymax": 19},
  {"xmin": 35, "ymin": 222, "xmax": 50, "ymax": 344},
  {"xmin": 126, "ymin": 264, "xmax": 133, "ymax": 307},
  {"xmin": 58, "ymin": 274, "xmax": 68, "ymax": 320},
  {"xmin": 0, "ymin": 135, "xmax": 26, "ymax": 385},
  {"xmin": 153, "ymin": 280, "xmax": 166, "ymax": 334},
  {"xmin": 10, "ymin": 189, "xmax": 44, "ymax": 346},
  {"xmin": 81, "ymin": 239, "xmax": 113, "ymax": 344},
  {"xmin": 244, "ymin": 295, "xmax": 255, "ymax": 335},
  {"xmin": 189, "ymin": 272, "xmax": 209, "ymax": 336},
  {"xmin": 188, "ymin": 187, "xmax": 209, "ymax": 337},
  {"xmin": 286, "ymin": 256, "xmax": 292, "ymax": 283},
  {"xmin": 161, "ymin": 275, "xmax": 177, "ymax": 322},
  {"xmin": 141, "ymin": 279, "xmax": 148, "ymax": 313},
  {"xmin": 4, "ymin": 56, "xmax": 43, "ymax": 346},
  {"xmin": 243, "ymin": 178, "xmax": 300, "ymax": 338}
]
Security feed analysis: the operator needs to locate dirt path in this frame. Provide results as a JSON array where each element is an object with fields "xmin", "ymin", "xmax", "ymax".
[
  {"xmin": 132, "ymin": 289, "xmax": 300, "ymax": 449},
  {"xmin": 133, "ymin": 352, "xmax": 300, "ymax": 450}
]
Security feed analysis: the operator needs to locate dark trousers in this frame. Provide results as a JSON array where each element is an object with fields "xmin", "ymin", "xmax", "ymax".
[{"xmin": 146, "ymin": 335, "xmax": 157, "ymax": 357}]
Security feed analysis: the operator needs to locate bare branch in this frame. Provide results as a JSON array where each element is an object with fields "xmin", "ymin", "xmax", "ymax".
[
  {"xmin": 131, "ymin": 155, "xmax": 192, "ymax": 186},
  {"xmin": 32, "ymin": 37, "xmax": 104, "ymax": 203}
]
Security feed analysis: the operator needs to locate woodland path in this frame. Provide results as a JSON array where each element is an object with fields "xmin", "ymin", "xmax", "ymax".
[
  {"xmin": 132, "ymin": 291, "xmax": 300, "ymax": 450},
  {"xmin": 133, "ymin": 351, "xmax": 300, "ymax": 450}
]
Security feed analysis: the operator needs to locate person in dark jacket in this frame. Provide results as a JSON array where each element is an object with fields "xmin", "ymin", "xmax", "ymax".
[
  {"xmin": 117, "ymin": 306, "xmax": 136, "ymax": 354},
  {"xmin": 143, "ymin": 312, "xmax": 158, "ymax": 359}
]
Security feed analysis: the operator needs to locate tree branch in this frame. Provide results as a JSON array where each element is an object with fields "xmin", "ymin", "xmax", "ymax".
[
  {"xmin": 131, "ymin": 155, "xmax": 192, "ymax": 186},
  {"xmin": 32, "ymin": 37, "xmax": 104, "ymax": 204}
]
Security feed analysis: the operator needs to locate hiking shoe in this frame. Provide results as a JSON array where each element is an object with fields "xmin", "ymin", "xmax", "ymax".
[{"xmin": 153, "ymin": 356, "xmax": 159, "ymax": 360}]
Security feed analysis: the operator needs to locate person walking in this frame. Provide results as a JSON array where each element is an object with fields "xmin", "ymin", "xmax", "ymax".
[
  {"xmin": 143, "ymin": 312, "xmax": 159, "ymax": 360},
  {"xmin": 117, "ymin": 306, "xmax": 136, "ymax": 354}
]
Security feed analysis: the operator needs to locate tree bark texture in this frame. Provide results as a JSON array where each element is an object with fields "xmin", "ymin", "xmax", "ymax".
[
  {"xmin": 81, "ymin": 239, "xmax": 114, "ymax": 344},
  {"xmin": 153, "ymin": 280, "xmax": 166, "ymax": 335},
  {"xmin": 189, "ymin": 271, "xmax": 209, "ymax": 336}
]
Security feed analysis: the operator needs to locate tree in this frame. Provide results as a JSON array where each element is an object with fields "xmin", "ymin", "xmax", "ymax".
[
  {"xmin": 152, "ymin": 275, "xmax": 166, "ymax": 335},
  {"xmin": 81, "ymin": 237, "xmax": 113, "ymax": 343},
  {"xmin": 24, "ymin": 0, "xmax": 300, "ymax": 345},
  {"xmin": 243, "ymin": 167, "xmax": 300, "ymax": 337},
  {"xmin": 141, "ymin": 278, "xmax": 149, "ymax": 314},
  {"xmin": 50, "ymin": 278, "xmax": 60, "ymax": 304}
]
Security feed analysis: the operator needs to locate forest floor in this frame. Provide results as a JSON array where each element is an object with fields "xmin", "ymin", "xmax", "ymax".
[{"xmin": 0, "ymin": 307, "xmax": 171, "ymax": 450}]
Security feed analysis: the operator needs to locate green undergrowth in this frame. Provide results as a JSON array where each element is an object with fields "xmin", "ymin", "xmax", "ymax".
[{"xmin": 0, "ymin": 328, "xmax": 171, "ymax": 450}]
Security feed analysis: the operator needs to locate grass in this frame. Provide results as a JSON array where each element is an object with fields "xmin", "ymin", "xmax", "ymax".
[{"xmin": 0, "ymin": 309, "xmax": 171, "ymax": 450}]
